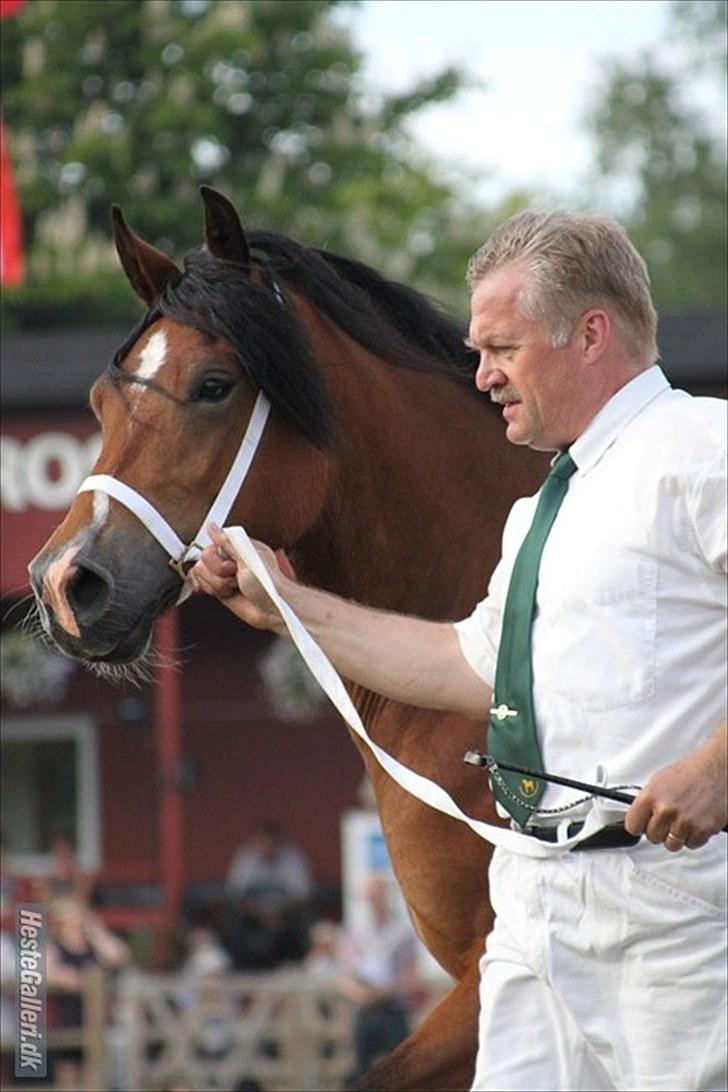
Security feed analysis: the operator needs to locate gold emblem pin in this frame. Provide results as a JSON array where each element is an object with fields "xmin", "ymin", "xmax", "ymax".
[
  {"xmin": 491, "ymin": 704, "xmax": 518, "ymax": 721},
  {"xmin": 520, "ymin": 778, "xmax": 538, "ymax": 797}
]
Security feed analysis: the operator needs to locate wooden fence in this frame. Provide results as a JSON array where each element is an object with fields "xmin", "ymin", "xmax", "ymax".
[
  {"xmin": 0, "ymin": 968, "xmax": 106, "ymax": 1092},
  {"xmin": 2, "ymin": 968, "xmax": 449, "ymax": 1091},
  {"xmin": 114, "ymin": 969, "xmax": 357, "ymax": 1092}
]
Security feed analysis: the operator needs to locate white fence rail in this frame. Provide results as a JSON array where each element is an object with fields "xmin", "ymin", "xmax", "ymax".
[{"xmin": 114, "ymin": 969, "xmax": 358, "ymax": 1092}]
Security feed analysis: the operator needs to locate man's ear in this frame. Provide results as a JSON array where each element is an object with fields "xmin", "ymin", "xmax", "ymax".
[
  {"xmin": 580, "ymin": 309, "xmax": 611, "ymax": 362},
  {"xmin": 111, "ymin": 205, "xmax": 180, "ymax": 306}
]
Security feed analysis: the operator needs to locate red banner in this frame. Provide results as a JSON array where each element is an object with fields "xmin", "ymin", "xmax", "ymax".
[
  {"xmin": 0, "ymin": 121, "xmax": 24, "ymax": 286},
  {"xmin": 0, "ymin": 1, "xmax": 26, "ymax": 18},
  {"xmin": 1, "ymin": 0, "xmax": 25, "ymax": 284}
]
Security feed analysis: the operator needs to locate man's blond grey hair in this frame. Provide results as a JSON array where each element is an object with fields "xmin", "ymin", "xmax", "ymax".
[{"xmin": 467, "ymin": 209, "xmax": 658, "ymax": 366}]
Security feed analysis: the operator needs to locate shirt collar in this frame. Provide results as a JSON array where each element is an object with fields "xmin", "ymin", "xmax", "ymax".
[{"xmin": 566, "ymin": 365, "xmax": 671, "ymax": 476}]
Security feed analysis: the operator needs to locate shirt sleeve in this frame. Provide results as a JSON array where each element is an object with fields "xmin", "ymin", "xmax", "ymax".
[
  {"xmin": 226, "ymin": 848, "xmax": 254, "ymax": 889},
  {"xmin": 453, "ymin": 494, "xmax": 537, "ymax": 686},
  {"xmin": 687, "ymin": 446, "xmax": 727, "ymax": 573},
  {"xmin": 454, "ymin": 559, "xmax": 506, "ymax": 686},
  {"xmin": 279, "ymin": 847, "xmax": 312, "ymax": 900}
]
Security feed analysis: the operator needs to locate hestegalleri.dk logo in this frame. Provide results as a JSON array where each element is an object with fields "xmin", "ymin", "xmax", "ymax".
[{"xmin": 15, "ymin": 904, "xmax": 48, "ymax": 1079}]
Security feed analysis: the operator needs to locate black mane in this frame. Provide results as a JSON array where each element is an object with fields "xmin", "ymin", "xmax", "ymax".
[{"xmin": 150, "ymin": 232, "xmax": 480, "ymax": 449}]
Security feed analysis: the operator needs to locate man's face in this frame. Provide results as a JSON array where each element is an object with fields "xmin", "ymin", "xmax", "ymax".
[
  {"xmin": 468, "ymin": 265, "xmax": 581, "ymax": 452},
  {"xmin": 253, "ymin": 832, "xmax": 278, "ymax": 859}
]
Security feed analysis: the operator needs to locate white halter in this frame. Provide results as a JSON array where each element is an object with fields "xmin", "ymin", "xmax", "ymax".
[{"xmin": 77, "ymin": 390, "xmax": 271, "ymax": 598}]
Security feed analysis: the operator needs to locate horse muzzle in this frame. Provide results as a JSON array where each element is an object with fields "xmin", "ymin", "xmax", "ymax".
[{"xmin": 29, "ymin": 530, "xmax": 178, "ymax": 662}]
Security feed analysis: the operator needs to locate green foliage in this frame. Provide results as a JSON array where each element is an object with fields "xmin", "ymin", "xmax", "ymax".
[
  {"xmin": 3, "ymin": 0, "xmax": 723, "ymax": 327},
  {"xmin": 1, "ymin": 0, "xmax": 486, "ymax": 324},
  {"xmin": 583, "ymin": 0, "xmax": 727, "ymax": 308}
]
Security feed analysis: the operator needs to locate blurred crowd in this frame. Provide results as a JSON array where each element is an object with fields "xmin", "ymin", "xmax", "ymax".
[
  {"xmin": 1, "ymin": 830, "xmax": 131, "ymax": 1090},
  {"xmin": 1, "ymin": 821, "xmax": 428, "ymax": 1091}
]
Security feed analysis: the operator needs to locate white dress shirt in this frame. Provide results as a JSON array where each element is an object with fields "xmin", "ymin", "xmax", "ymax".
[
  {"xmin": 455, "ymin": 366, "xmax": 727, "ymax": 819},
  {"xmin": 226, "ymin": 843, "xmax": 312, "ymax": 902}
]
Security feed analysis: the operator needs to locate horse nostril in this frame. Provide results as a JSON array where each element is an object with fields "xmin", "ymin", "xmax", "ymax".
[{"xmin": 66, "ymin": 563, "xmax": 113, "ymax": 627}]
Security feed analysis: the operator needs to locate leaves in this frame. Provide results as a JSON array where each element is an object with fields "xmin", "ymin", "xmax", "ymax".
[
  {"xmin": 583, "ymin": 0, "xmax": 727, "ymax": 307},
  {"xmin": 1, "ymin": 0, "xmax": 481, "ymax": 323},
  {"xmin": 2, "ymin": 0, "xmax": 723, "ymax": 324}
]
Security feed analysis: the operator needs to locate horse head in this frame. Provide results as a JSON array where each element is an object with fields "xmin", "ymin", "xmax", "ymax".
[{"xmin": 28, "ymin": 189, "xmax": 335, "ymax": 667}]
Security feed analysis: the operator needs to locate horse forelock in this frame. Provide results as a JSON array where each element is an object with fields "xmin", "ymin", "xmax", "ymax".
[
  {"xmin": 107, "ymin": 251, "xmax": 335, "ymax": 449},
  {"xmin": 108, "ymin": 235, "xmax": 486, "ymax": 452}
]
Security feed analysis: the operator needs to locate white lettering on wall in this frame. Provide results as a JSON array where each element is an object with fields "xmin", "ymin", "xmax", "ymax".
[{"xmin": 1, "ymin": 433, "xmax": 102, "ymax": 512}]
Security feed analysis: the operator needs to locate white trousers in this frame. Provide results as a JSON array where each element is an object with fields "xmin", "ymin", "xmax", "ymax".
[{"xmin": 471, "ymin": 838, "xmax": 728, "ymax": 1091}]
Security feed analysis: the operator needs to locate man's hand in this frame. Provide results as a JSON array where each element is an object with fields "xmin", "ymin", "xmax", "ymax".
[
  {"xmin": 188, "ymin": 523, "xmax": 289, "ymax": 635},
  {"xmin": 625, "ymin": 724, "xmax": 727, "ymax": 851}
]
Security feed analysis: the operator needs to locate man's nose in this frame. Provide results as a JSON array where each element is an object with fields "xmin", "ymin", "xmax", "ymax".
[{"xmin": 475, "ymin": 357, "xmax": 506, "ymax": 393}]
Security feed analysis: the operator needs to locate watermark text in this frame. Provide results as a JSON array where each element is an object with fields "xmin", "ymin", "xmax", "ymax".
[{"xmin": 15, "ymin": 905, "xmax": 47, "ymax": 1079}]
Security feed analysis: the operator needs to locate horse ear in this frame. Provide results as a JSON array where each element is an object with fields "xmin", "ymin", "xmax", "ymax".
[
  {"xmin": 200, "ymin": 186, "xmax": 250, "ymax": 268},
  {"xmin": 111, "ymin": 206, "xmax": 180, "ymax": 306}
]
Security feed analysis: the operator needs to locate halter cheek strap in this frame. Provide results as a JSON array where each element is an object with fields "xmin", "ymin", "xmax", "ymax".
[{"xmin": 77, "ymin": 391, "xmax": 271, "ymax": 599}]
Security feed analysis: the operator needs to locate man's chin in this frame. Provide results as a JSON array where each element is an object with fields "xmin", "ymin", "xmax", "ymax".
[{"xmin": 503, "ymin": 420, "xmax": 532, "ymax": 446}]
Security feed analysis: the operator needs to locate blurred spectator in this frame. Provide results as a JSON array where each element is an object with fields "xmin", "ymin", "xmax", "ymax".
[
  {"xmin": 304, "ymin": 919, "xmax": 341, "ymax": 980},
  {"xmin": 46, "ymin": 894, "xmax": 129, "ymax": 1090},
  {"xmin": 337, "ymin": 873, "xmax": 419, "ymax": 1081},
  {"xmin": 223, "ymin": 821, "xmax": 313, "ymax": 970},
  {"xmin": 0, "ymin": 901, "xmax": 15, "ymax": 1088},
  {"xmin": 31, "ymin": 829, "xmax": 96, "ymax": 905},
  {"xmin": 174, "ymin": 924, "xmax": 232, "ymax": 1012},
  {"xmin": 0, "ymin": 830, "xmax": 17, "ymax": 913},
  {"xmin": 181, "ymin": 925, "xmax": 232, "ymax": 978},
  {"xmin": 226, "ymin": 821, "xmax": 312, "ymax": 902}
]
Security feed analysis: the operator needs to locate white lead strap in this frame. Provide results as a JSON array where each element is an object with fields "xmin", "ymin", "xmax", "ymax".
[
  {"xmin": 76, "ymin": 383, "xmax": 619, "ymax": 852},
  {"xmin": 222, "ymin": 526, "xmax": 625, "ymax": 857}
]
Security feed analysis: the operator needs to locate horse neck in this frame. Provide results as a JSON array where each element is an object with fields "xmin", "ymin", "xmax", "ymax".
[{"xmin": 288, "ymin": 307, "xmax": 543, "ymax": 621}]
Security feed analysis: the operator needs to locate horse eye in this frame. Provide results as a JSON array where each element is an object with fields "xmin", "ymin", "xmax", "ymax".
[{"xmin": 192, "ymin": 377, "xmax": 234, "ymax": 403}]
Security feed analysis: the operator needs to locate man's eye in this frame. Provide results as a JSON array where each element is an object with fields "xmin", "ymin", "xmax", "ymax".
[{"xmin": 192, "ymin": 378, "xmax": 234, "ymax": 403}]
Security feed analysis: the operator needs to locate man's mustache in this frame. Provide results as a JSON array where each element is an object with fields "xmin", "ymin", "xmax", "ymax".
[{"xmin": 489, "ymin": 387, "xmax": 520, "ymax": 405}]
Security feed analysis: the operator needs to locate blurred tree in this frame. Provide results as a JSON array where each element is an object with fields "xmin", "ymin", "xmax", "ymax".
[
  {"xmin": 584, "ymin": 0, "xmax": 727, "ymax": 308},
  {"xmin": 1, "ymin": 0, "xmax": 493, "ymax": 325}
]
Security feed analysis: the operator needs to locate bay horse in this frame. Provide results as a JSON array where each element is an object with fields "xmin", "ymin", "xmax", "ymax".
[{"xmin": 29, "ymin": 188, "xmax": 547, "ymax": 1091}]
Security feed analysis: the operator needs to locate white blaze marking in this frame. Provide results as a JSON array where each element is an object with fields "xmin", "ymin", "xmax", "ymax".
[{"xmin": 135, "ymin": 329, "xmax": 168, "ymax": 381}]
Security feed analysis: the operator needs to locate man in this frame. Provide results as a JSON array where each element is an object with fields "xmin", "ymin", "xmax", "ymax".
[
  {"xmin": 191, "ymin": 210, "xmax": 727, "ymax": 1091},
  {"xmin": 335, "ymin": 873, "xmax": 419, "ymax": 1082},
  {"xmin": 224, "ymin": 820, "xmax": 313, "ymax": 969}
]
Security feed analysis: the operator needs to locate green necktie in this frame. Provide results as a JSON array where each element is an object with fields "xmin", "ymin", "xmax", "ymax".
[{"xmin": 489, "ymin": 451, "xmax": 577, "ymax": 827}]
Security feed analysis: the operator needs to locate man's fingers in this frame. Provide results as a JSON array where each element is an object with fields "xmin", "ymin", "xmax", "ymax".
[
  {"xmin": 192, "ymin": 526, "xmax": 285, "ymax": 633},
  {"xmin": 208, "ymin": 522, "xmax": 234, "ymax": 558},
  {"xmin": 624, "ymin": 794, "xmax": 650, "ymax": 837},
  {"xmin": 189, "ymin": 544, "xmax": 240, "ymax": 600},
  {"xmin": 627, "ymin": 791, "xmax": 713, "ymax": 852},
  {"xmin": 198, "ymin": 541, "xmax": 237, "ymax": 578}
]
